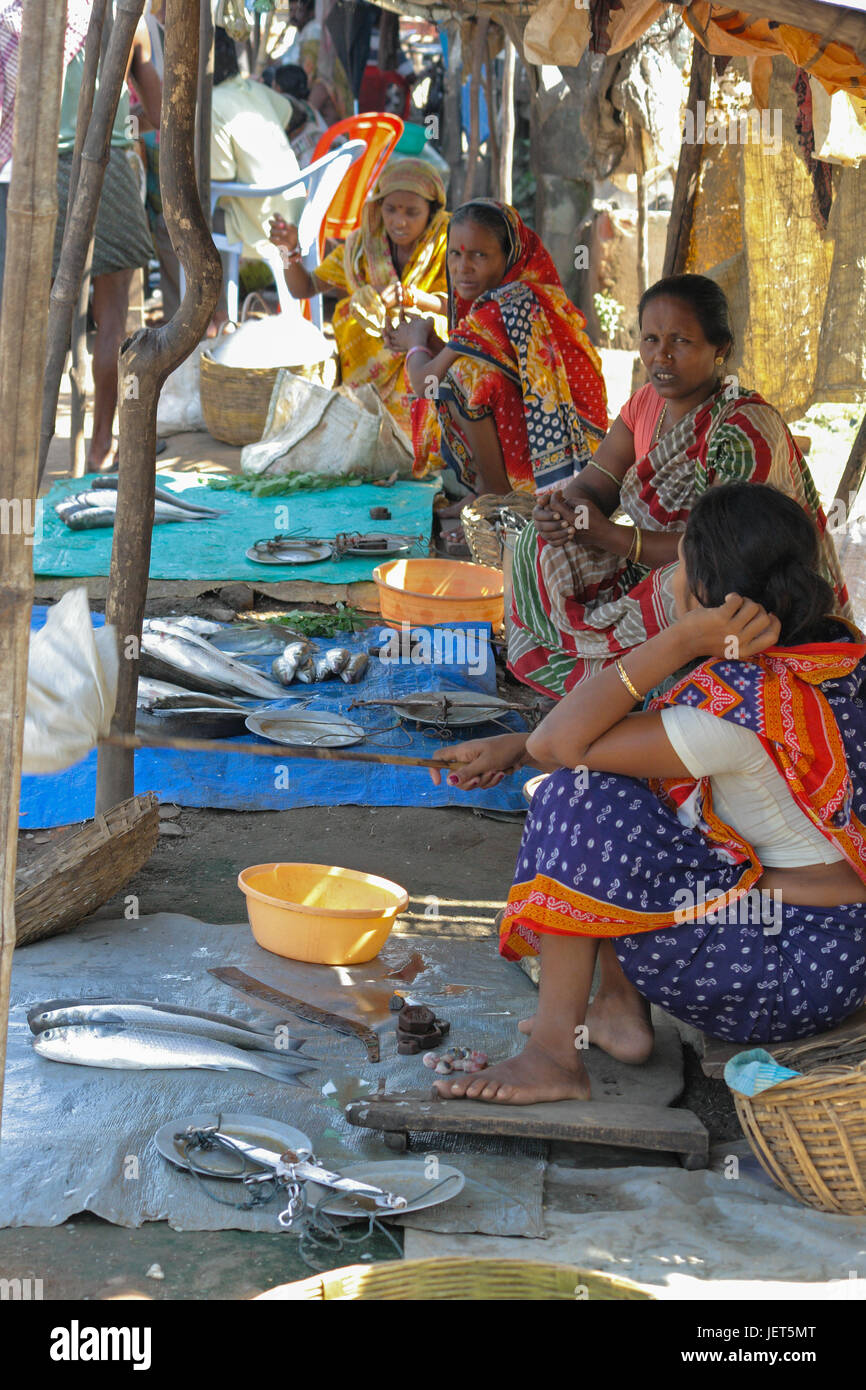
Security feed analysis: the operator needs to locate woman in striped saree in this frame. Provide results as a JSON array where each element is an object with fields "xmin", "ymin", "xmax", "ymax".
[{"xmin": 509, "ymin": 274, "xmax": 849, "ymax": 698}]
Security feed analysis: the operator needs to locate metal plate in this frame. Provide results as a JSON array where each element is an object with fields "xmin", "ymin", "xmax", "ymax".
[
  {"xmin": 245, "ymin": 709, "xmax": 366, "ymax": 748},
  {"xmin": 390, "ymin": 692, "xmax": 520, "ymax": 728},
  {"xmin": 154, "ymin": 1112, "xmax": 312, "ymax": 1179},
  {"xmin": 339, "ymin": 534, "xmax": 414, "ymax": 558},
  {"xmin": 304, "ymin": 1160, "xmax": 465, "ymax": 1218},
  {"xmin": 246, "ymin": 540, "xmax": 333, "ymax": 566}
]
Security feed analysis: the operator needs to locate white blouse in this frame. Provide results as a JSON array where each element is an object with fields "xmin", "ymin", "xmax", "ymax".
[{"xmin": 660, "ymin": 705, "xmax": 845, "ymax": 868}]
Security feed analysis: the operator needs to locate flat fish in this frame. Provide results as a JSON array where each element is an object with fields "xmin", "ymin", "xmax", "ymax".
[
  {"xmin": 33, "ymin": 1024, "xmax": 317, "ymax": 1085},
  {"xmin": 340, "ymin": 652, "xmax": 369, "ymax": 684},
  {"xmin": 27, "ymin": 999, "xmax": 318, "ymax": 1057},
  {"xmin": 140, "ymin": 627, "xmax": 285, "ymax": 700},
  {"xmin": 94, "ymin": 475, "xmax": 223, "ymax": 517}
]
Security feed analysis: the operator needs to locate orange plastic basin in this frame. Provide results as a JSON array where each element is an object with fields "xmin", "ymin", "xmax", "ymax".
[
  {"xmin": 373, "ymin": 558, "xmax": 504, "ymax": 628},
  {"xmin": 238, "ymin": 862, "xmax": 409, "ymax": 965}
]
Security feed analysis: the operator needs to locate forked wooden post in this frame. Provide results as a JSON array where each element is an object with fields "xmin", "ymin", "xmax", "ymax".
[
  {"xmin": 95, "ymin": 0, "xmax": 222, "ymax": 813},
  {"xmin": 0, "ymin": 0, "xmax": 67, "ymax": 1134},
  {"xmin": 662, "ymin": 38, "xmax": 712, "ymax": 279}
]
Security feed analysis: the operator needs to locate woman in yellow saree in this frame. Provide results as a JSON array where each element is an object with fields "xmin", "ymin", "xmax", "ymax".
[{"xmin": 270, "ymin": 158, "xmax": 448, "ymax": 460}]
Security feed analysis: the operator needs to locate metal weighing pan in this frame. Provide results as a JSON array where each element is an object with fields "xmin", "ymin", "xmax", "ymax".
[
  {"xmin": 245, "ymin": 709, "xmax": 367, "ymax": 749},
  {"xmin": 155, "ymin": 1112, "xmax": 312, "ymax": 1178},
  {"xmin": 246, "ymin": 538, "xmax": 334, "ymax": 565},
  {"xmin": 304, "ymin": 1160, "xmax": 465, "ymax": 1218}
]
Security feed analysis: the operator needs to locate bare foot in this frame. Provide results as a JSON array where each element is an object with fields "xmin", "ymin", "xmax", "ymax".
[
  {"xmin": 86, "ymin": 438, "xmax": 117, "ymax": 473},
  {"xmin": 585, "ymin": 991, "xmax": 655, "ymax": 1064},
  {"xmin": 519, "ymin": 998, "xmax": 654, "ymax": 1064},
  {"xmin": 433, "ymin": 1038, "xmax": 590, "ymax": 1105}
]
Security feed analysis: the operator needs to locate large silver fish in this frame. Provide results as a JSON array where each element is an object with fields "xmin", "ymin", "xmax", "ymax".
[
  {"xmin": 64, "ymin": 506, "xmax": 120, "ymax": 531},
  {"xmin": 95, "ymin": 476, "xmax": 222, "ymax": 517},
  {"xmin": 27, "ymin": 998, "xmax": 317, "ymax": 1057},
  {"xmin": 137, "ymin": 678, "xmax": 246, "ymax": 712},
  {"xmin": 33, "ymin": 1023, "xmax": 317, "ymax": 1085},
  {"xmin": 210, "ymin": 622, "xmax": 304, "ymax": 657},
  {"xmin": 139, "ymin": 626, "xmax": 285, "ymax": 699}
]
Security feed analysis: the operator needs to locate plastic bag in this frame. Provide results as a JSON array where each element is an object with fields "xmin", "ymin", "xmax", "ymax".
[
  {"xmin": 240, "ymin": 371, "xmax": 412, "ymax": 479},
  {"xmin": 209, "ymin": 315, "xmax": 334, "ymax": 371},
  {"xmin": 23, "ymin": 589, "xmax": 119, "ymax": 775},
  {"xmin": 157, "ymin": 341, "xmax": 207, "ymax": 436}
]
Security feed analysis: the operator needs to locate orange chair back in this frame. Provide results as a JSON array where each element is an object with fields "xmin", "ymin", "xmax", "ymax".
[{"xmin": 311, "ymin": 113, "xmax": 404, "ymax": 260}]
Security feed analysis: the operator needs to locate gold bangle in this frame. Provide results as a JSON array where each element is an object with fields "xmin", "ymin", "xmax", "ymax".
[
  {"xmin": 587, "ymin": 459, "xmax": 621, "ymax": 489},
  {"xmin": 614, "ymin": 659, "xmax": 643, "ymax": 703},
  {"xmin": 624, "ymin": 527, "xmax": 638, "ymax": 563},
  {"xmin": 633, "ymin": 527, "xmax": 642, "ymax": 564}
]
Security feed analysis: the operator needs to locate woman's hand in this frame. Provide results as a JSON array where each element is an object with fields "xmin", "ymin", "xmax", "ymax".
[
  {"xmin": 379, "ymin": 281, "xmax": 404, "ymax": 312},
  {"xmin": 429, "ymin": 733, "xmax": 529, "ymax": 789},
  {"xmin": 383, "ymin": 316, "xmax": 431, "ymax": 353},
  {"xmin": 269, "ymin": 215, "xmax": 298, "ymax": 253},
  {"xmin": 679, "ymin": 593, "xmax": 782, "ymax": 662},
  {"xmin": 535, "ymin": 488, "xmax": 616, "ymax": 550}
]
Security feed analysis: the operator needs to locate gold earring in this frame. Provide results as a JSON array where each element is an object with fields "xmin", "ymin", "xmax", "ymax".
[{"xmin": 715, "ymin": 356, "xmax": 724, "ymax": 366}]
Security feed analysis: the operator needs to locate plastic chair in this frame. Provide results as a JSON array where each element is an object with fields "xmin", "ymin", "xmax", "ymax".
[
  {"xmin": 185, "ymin": 141, "xmax": 365, "ymax": 324},
  {"xmin": 310, "ymin": 113, "xmax": 404, "ymax": 260}
]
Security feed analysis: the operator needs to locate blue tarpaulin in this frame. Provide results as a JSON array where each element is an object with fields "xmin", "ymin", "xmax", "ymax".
[{"xmin": 20, "ymin": 609, "xmax": 534, "ymax": 827}]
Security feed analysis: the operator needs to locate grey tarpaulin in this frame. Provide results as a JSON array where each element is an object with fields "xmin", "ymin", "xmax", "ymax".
[{"xmin": 3, "ymin": 913, "xmax": 552, "ymax": 1237}]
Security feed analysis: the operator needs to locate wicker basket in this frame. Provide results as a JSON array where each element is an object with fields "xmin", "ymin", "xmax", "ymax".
[
  {"xmin": 461, "ymin": 492, "xmax": 535, "ymax": 569},
  {"xmin": 200, "ymin": 352, "xmax": 338, "ymax": 447},
  {"xmin": 14, "ymin": 793, "xmax": 159, "ymax": 948},
  {"xmin": 733, "ymin": 1060, "xmax": 866, "ymax": 1214},
  {"xmin": 257, "ymin": 1257, "xmax": 653, "ymax": 1301},
  {"xmin": 199, "ymin": 351, "xmax": 280, "ymax": 447}
]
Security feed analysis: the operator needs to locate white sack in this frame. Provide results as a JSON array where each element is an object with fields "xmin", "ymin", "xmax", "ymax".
[
  {"xmin": 209, "ymin": 314, "xmax": 334, "ymax": 370},
  {"xmin": 23, "ymin": 589, "xmax": 119, "ymax": 775},
  {"xmin": 156, "ymin": 341, "xmax": 207, "ymax": 436}
]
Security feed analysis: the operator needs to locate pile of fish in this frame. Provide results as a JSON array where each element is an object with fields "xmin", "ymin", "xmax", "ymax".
[
  {"xmin": 273, "ymin": 640, "xmax": 368, "ymax": 687},
  {"xmin": 140, "ymin": 619, "xmax": 285, "ymax": 700},
  {"xmin": 28, "ymin": 998, "xmax": 322, "ymax": 1087},
  {"xmin": 55, "ymin": 477, "xmax": 223, "ymax": 531}
]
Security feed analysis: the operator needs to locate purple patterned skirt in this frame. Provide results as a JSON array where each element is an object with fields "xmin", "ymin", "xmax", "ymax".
[{"xmin": 503, "ymin": 768, "xmax": 866, "ymax": 1043}]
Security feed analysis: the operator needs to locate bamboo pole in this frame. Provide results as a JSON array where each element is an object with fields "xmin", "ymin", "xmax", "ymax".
[
  {"xmin": 67, "ymin": 0, "xmax": 110, "ymax": 476},
  {"xmin": 499, "ymin": 36, "xmax": 515, "ymax": 205},
  {"xmin": 662, "ymin": 38, "xmax": 712, "ymax": 279},
  {"xmin": 38, "ymin": 0, "xmax": 146, "ymax": 487},
  {"xmin": 101, "ymin": 732, "xmax": 464, "ymax": 769},
  {"xmin": 0, "ymin": 0, "xmax": 67, "ymax": 1134},
  {"xmin": 195, "ymin": 0, "xmax": 213, "ymax": 228},
  {"xmin": 95, "ymin": 0, "xmax": 223, "ymax": 813}
]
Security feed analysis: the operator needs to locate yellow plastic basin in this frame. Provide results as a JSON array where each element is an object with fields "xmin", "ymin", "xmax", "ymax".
[
  {"xmin": 238, "ymin": 862, "xmax": 409, "ymax": 966},
  {"xmin": 373, "ymin": 558, "xmax": 504, "ymax": 628}
]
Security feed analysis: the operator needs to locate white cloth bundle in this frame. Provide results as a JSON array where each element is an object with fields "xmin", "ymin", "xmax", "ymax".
[{"xmin": 23, "ymin": 588, "xmax": 118, "ymax": 775}]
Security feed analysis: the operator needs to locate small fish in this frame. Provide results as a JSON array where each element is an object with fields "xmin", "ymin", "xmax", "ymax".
[
  {"xmin": 272, "ymin": 640, "xmax": 312, "ymax": 686},
  {"xmin": 294, "ymin": 655, "xmax": 317, "ymax": 684},
  {"xmin": 27, "ymin": 999, "xmax": 317, "ymax": 1057},
  {"xmin": 312, "ymin": 655, "xmax": 336, "ymax": 682},
  {"xmin": 340, "ymin": 652, "xmax": 369, "ymax": 684},
  {"xmin": 324, "ymin": 647, "xmax": 351, "ymax": 674},
  {"xmin": 33, "ymin": 1024, "xmax": 317, "ymax": 1085}
]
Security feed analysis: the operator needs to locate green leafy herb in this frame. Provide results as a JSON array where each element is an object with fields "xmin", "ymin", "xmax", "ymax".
[
  {"xmin": 206, "ymin": 471, "xmax": 376, "ymax": 497},
  {"xmin": 269, "ymin": 605, "xmax": 369, "ymax": 638}
]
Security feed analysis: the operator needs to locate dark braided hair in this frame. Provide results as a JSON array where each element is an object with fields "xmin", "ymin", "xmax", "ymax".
[
  {"xmin": 639, "ymin": 273, "xmax": 734, "ymax": 361},
  {"xmin": 683, "ymin": 483, "xmax": 837, "ymax": 646}
]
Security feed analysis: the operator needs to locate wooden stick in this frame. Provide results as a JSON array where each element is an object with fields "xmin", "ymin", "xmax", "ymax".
[
  {"xmin": 662, "ymin": 38, "xmax": 712, "ymax": 279},
  {"xmin": 833, "ymin": 408, "xmax": 866, "ymax": 513},
  {"xmin": 95, "ymin": 0, "xmax": 223, "ymax": 813},
  {"xmin": 462, "ymin": 17, "xmax": 488, "ymax": 203},
  {"xmin": 499, "ymin": 36, "xmax": 516, "ymax": 206},
  {"xmin": 101, "ymin": 732, "xmax": 464, "ymax": 769},
  {"xmin": 0, "ymin": 0, "xmax": 67, "ymax": 1134},
  {"xmin": 195, "ymin": 0, "xmax": 213, "ymax": 229},
  {"xmin": 483, "ymin": 26, "xmax": 500, "ymax": 187}
]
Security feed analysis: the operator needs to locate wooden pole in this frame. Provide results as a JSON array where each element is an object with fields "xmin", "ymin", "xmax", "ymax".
[
  {"xmin": 462, "ymin": 17, "xmax": 488, "ymax": 203},
  {"xmin": 482, "ymin": 26, "xmax": 500, "ymax": 193},
  {"xmin": 833, "ymin": 409, "xmax": 866, "ymax": 512},
  {"xmin": 38, "ymin": 0, "xmax": 146, "ymax": 488},
  {"xmin": 95, "ymin": 0, "xmax": 223, "ymax": 813},
  {"xmin": 662, "ymin": 37, "xmax": 712, "ymax": 279},
  {"xmin": 634, "ymin": 123, "xmax": 650, "ymax": 302},
  {"xmin": 442, "ymin": 20, "xmax": 464, "ymax": 205},
  {"xmin": 0, "ymin": 0, "xmax": 67, "ymax": 1133},
  {"xmin": 67, "ymin": 0, "xmax": 109, "ymax": 476},
  {"xmin": 499, "ymin": 36, "xmax": 515, "ymax": 205},
  {"xmin": 101, "ymin": 732, "xmax": 464, "ymax": 769},
  {"xmin": 195, "ymin": 0, "xmax": 214, "ymax": 228}
]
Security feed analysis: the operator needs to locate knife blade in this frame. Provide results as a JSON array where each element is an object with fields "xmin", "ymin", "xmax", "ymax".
[{"xmin": 209, "ymin": 966, "xmax": 380, "ymax": 1063}]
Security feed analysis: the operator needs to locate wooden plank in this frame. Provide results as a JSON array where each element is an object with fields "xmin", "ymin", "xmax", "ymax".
[
  {"xmin": 346, "ymin": 1094, "xmax": 709, "ymax": 1164},
  {"xmin": 701, "ymin": 1004, "xmax": 866, "ymax": 1078}
]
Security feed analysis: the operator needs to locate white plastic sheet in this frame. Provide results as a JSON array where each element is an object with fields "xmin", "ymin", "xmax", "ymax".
[{"xmin": 23, "ymin": 588, "xmax": 118, "ymax": 775}]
